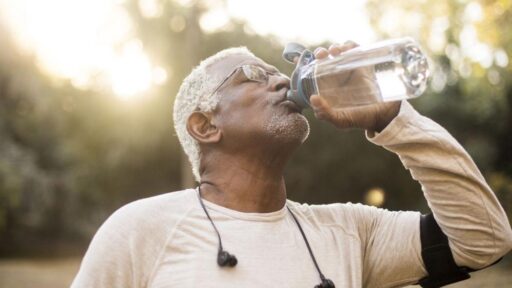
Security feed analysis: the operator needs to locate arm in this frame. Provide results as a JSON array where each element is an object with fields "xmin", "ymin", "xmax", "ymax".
[
  {"xmin": 324, "ymin": 100, "xmax": 511, "ymax": 288},
  {"xmin": 311, "ymin": 42, "xmax": 512, "ymax": 287},
  {"xmin": 367, "ymin": 100, "xmax": 512, "ymax": 269}
]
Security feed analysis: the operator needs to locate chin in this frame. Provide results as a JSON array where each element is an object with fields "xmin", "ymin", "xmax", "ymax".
[{"xmin": 265, "ymin": 113, "xmax": 310, "ymax": 144}]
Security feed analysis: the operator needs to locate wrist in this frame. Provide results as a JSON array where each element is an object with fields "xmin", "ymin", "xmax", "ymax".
[{"xmin": 371, "ymin": 101, "xmax": 401, "ymax": 133}]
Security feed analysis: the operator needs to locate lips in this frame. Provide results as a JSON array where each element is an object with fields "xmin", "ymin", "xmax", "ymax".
[
  {"xmin": 280, "ymin": 99, "xmax": 303, "ymax": 113},
  {"xmin": 277, "ymin": 89, "xmax": 302, "ymax": 113}
]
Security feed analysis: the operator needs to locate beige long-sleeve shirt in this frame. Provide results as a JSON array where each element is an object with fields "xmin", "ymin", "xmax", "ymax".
[{"xmin": 71, "ymin": 101, "xmax": 512, "ymax": 288}]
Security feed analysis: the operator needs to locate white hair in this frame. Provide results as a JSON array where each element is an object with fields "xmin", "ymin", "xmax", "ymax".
[{"xmin": 173, "ymin": 47, "xmax": 256, "ymax": 182}]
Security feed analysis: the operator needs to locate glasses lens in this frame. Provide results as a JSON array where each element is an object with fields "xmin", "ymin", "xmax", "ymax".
[{"xmin": 242, "ymin": 65, "xmax": 268, "ymax": 83}]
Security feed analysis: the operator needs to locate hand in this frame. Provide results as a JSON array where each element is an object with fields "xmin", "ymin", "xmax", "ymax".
[{"xmin": 310, "ymin": 41, "xmax": 400, "ymax": 132}]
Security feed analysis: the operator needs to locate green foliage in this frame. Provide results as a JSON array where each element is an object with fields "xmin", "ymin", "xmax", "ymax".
[
  {"xmin": 366, "ymin": 0, "xmax": 512, "ymax": 220},
  {"xmin": 0, "ymin": 0, "xmax": 510, "ymax": 256}
]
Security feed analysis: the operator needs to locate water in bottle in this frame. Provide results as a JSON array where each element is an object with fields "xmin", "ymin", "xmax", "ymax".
[{"xmin": 283, "ymin": 37, "xmax": 430, "ymax": 110}]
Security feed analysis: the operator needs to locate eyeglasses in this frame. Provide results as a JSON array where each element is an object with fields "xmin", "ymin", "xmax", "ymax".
[{"xmin": 209, "ymin": 64, "xmax": 279, "ymax": 97}]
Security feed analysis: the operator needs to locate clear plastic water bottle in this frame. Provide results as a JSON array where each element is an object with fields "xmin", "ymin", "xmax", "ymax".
[{"xmin": 283, "ymin": 37, "xmax": 430, "ymax": 110}]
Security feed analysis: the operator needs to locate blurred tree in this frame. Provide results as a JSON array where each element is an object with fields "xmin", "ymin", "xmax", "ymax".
[
  {"xmin": 1, "ymin": 0, "xmax": 510, "ymax": 257},
  {"xmin": 366, "ymin": 0, "xmax": 512, "ymax": 219},
  {"xmin": 123, "ymin": 0, "xmax": 426, "ymax": 212},
  {"xmin": 0, "ymin": 15, "xmax": 183, "ymax": 255}
]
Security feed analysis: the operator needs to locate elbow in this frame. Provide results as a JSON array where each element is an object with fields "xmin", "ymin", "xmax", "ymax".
[
  {"xmin": 457, "ymin": 227, "xmax": 512, "ymax": 269},
  {"xmin": 499, "ymin": 226, "xmax": 512, "ymax": 257},
  {"xmin": 483, "ymin": 228, "xmax": 512, "ymax": 268},
  {"xmin": 493, "ymin": 223, "xmax": 512, "ymax": 260}
]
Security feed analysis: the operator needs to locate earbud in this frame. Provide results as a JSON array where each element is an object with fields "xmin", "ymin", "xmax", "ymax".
[
  {"xmin": 217, "ymin": 250, "xmax": 238, "ymax": 267},
  {"xmin": 197, "ymin": 186, "xmax": 238, "ymax": 269},
  {"xmin": 315, "ymin": 278, "xmax": 335, "ymax": 288},
  {"xmin": 198, "ymin": 185, "xmax": 335, "ymax": 287}
]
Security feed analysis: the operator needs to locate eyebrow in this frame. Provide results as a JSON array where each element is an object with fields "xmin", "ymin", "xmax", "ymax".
[
  {"xmin": 268, "ymin": 64, "xmax": 280, "ymax": 73},
  {"xmin": 258, "ymin": 63, "xmax": 279, "ymax": 73},
  {"xmin": 238, "ymin": 59, "xmax": 280, "ymax": 74}
]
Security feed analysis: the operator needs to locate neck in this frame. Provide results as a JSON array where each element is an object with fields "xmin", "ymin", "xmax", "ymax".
[{"xmin": 199, "ymin": 148, "xmax": 292, "ymax": 213}]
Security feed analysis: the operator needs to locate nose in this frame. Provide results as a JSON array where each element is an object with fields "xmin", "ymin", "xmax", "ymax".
[{"xmin": 270, "ymin": 73, "xmax": 290, "ymax": 91}]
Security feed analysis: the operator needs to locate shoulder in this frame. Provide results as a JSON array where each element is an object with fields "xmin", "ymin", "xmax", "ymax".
[
  {"xmin": 286, "ymin": 200, "xmax": 420, "ymax": 244},
  {"xmin": 87, "ymin": 189, "xmax": 199, "ymax": 251},
  {"xmin": 286, "ymin": 200, "xmax": 417, "ymax": 230},
  {"xmin": 73, "ymin": 189, "xmax": 199, "ymax": 287},
  {"xmin": 113, "ymin": 188, "xmax": 197, "ymax": 218},
  {"xmin": 104, "ymin": 189, "xmax": 197, "ymax": 233},
  {"xmin": 286, "ymin": 200, "xmax": 378, "ymax": 222}
]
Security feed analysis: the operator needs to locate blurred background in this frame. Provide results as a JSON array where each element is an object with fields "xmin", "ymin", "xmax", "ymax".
[{"xmin": 0, "ymin": 0, "xmax": 510, "ymax": 287}]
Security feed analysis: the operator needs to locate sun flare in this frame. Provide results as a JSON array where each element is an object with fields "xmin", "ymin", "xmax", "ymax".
[
  {"xmin": 0, "ymin": 0, "xmax": 376, "ymax": 100},
  {"xmin": 0, "ymin": 0, "xmax": 167, "ymax": 100}
]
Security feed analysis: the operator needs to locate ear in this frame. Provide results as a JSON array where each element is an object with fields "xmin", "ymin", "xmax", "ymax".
[{"xmin": 186, "ymin": 111, "xmax": 222, "ymax": 144}]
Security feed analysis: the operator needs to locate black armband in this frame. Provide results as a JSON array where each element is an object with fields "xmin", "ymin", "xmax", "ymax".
[{"xmin": 418, "ymin": 213, "xmax": 470, "ymax": 288}]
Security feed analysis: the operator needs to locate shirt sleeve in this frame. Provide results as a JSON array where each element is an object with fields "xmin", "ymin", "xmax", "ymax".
[
  {"xmin": 358, "ymin": 100, "xmax": 512, "ymax": 286},
  {"xmin": 70, "ymin": 199, "xmax": 173, "ymax": 288},
  {"xmin": 71, "ymin": 205, "xmax": 139, "ymax": 288},
  {"xmin": 332, "ymin": 202, "xmax": 424, "ymax": 287}
]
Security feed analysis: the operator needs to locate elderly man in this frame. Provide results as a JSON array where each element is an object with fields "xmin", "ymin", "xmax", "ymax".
[{"xmin": 72, "ymin": 42, "xmax": 512, "ymax": 288}]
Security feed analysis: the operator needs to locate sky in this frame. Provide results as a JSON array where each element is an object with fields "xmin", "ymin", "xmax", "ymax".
[
  {"xmin": 0, "ymin": 0, "xmax": 375, "ymax": 100},
  {"xmin": 219, "ymin": 0, "xmax": 374, "ymax": 44}
]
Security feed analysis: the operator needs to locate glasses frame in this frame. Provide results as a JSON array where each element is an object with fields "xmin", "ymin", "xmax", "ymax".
[{"xmin": 208, "ymin": 64, "xmax": 278, "ymax": 98}]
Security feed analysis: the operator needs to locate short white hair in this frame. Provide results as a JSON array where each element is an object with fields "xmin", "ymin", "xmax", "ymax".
[{"xmin": 173, "ymin": 47, "xmax": 256, "ymax": 182}]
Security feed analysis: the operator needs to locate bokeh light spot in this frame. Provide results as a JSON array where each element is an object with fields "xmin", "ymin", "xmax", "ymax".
[
  {"xmin": 169, "ymin": 15, "xmax": 187, "ymax": 33},
  {"xmin": 365, "ymin": 187, "xmax": 385, "ymax": 207}
]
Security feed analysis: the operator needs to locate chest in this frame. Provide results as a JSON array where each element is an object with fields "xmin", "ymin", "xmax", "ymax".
[{"xmin": 148, "ymin": 217, "xmax": 364, "ymax": 288}]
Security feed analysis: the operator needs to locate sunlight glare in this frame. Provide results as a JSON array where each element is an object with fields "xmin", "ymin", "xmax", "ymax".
[
  {"xmin": 0, "ymin": 0, "xmax": 159, "ymax": 100},
  {"xmin": 225, "ymin": 0, "xmax": 375, "ymax": 45},
  {"xmin": 152, "ymin": 67, "xmax": 168, "ymax": 85},
  {"xmin": 0, "ymin": 0, "xmax": 376, "ymax": 98},
  {"xmin": 110, "ymin": 40, "xmax": 153, "ymax": 100},
  {"xmin": 138, "ymin": 0, "xmax": 163, "ymax": 19},
  {"xmin": 200, "ymin": 8, "xmax": 230, "ymax": 33}
]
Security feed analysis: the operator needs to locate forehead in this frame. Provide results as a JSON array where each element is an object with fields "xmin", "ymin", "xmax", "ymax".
[{"xmin": 207, "ymin": 53, "xmax": 278, "ymax": 80}]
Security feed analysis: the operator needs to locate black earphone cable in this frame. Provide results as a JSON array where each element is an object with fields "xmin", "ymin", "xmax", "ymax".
[
  {"xmin": 197, "ymin": 186, "xmax": 224, "ymax": 251},
  {"xmin": 286, "ymin": 206, "xmax": 328, "ymax": 283},
  {"xmin": 196, "ymin": 184, "xmax": 334, "ymax": 287}
]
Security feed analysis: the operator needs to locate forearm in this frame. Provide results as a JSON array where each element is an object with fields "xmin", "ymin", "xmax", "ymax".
[{"xmin": 368, "ymin": 101, "xmax": 512, "ymax": 269}]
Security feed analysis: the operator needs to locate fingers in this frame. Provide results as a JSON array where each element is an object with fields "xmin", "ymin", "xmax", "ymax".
[
  {"xmin": 328, "ymin": 44, "xmax": 342, "ymax": 56},
  {"xmin": 310, "ymin": 94, "xmax": 327, "ymax": 110},
  {"xmin": 314, "ymin": 40, "xmax": 359, "ymax": 60},
  {"xmin": 310, "ymin": 94, "xmax": 356, "ymax": 129},
  {"xmin": 310, "ymin": 94, "xmax": 334, "ymax": 121},
  {"xmin": 314, "ymin": 47, "xmax": 329, "ymax": 59},
  {"xmin": 339, "ymin": 40, "xmax": 359, "ymax": 53}
]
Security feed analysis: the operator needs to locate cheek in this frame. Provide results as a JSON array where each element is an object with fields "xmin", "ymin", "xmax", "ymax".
[
  {"xmin": 217, "ymin": 107, "xmax": 265, "ymax": 134},
  {"xmin": 215, "ymin": 106, "xmax": 276, "ymax": 144},
  {"xmin": 215, "ymin": 89, "xmax": 270, "ymax": 129},
  {"xmin": 220, "ymin": 85, "xmax": 258, "ymax": 108}
]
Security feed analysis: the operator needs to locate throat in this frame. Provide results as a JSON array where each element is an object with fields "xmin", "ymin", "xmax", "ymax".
[
  {"xmin": 199, "ymin": 143, "xmax": 294, "ymax": 213},
  {"xmin": 199, "ymin": 174, "xmax": 287, "ymax": 213}
]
